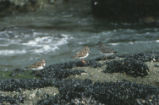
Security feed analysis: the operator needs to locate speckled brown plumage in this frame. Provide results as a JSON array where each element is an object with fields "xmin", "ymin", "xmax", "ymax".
[
  {"xmin": 73, "ymin": 46, "xmax": 90, "ymax": 59},
  {"xmin": 26, "ymin": 59, "xmax": 46, "ymax": 70}
]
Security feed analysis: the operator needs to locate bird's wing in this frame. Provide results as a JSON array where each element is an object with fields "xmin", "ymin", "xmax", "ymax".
[
  {"xmin": 99, "ymin": 45, "xmax": 114, "ymax": 53},
  {"xmin": 28, "ymin": 61, "xmax": 42, "ymax": 68}
]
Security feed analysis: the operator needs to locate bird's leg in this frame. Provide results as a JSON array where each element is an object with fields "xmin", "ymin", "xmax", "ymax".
[{"xmin": 81, "ymin": 59, "xmax": 86, "ymax": 64}]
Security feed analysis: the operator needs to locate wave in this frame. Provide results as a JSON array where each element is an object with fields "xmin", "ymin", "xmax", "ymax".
[
  {"xmin": 0, "ymin": 29, "xmax": 72, "ymax": 56},
  {"xmin": 0, "ymin": 50, "xmax": 26, "ymax": 56},
  {"xmin": 22, "ymin": 34, "xmax": 70, "ymax": 54}
]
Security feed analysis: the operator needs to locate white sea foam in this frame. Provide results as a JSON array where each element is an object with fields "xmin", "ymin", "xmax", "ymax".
[
  {"xmin": 156, "ymin": 40, "xmax": 159, "ymax": 43},
  {"xmin": 0, "ymin": 44, "xmax": 9, "ymax": 46},
  {"xmin": 22, "ymin": 34, "xmax": 70, "ymax": 54},
  {"xmin": 109, "ymin": 43, "xmax": 119, "ymax": 46},
  {"xmin": 0, "ymin": 29, "xmax": 71, "ymax": 56},
  {"xmin": 129, "ymin": 42, "xmax": 134, "ymax": 45},
  {"xmin": 0, "ymin": 50, "xmax": 26, "ymax": 56}
]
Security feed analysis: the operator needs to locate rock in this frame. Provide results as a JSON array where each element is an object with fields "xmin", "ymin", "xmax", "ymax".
[
  {"xmin": 0, "ymin": 0, "xmax": 41, "ymax": 16},
  {"xmin": 34, "ymin": 67, "xmax": 86, "ymax": 79},
  {"xmin": 38, "ymin": 79, "xmax": 159, "ymax": 105},
  {"xmin": 91, "ymin": 0, "xmax": 159, "ymax": 21},
  {"xmin": 136, "ymin": 95, "xmax": 159, "ymax": 105},
  {"xmin": 154, "ymin": 64, "xmax": 159, "ymax": 68},
  {"xmin": 37, "ymin": 95, "xmax": 104, "ymax": 105},
  {"xmin": 104, "ymin": 58, "xmax": 149, "ymax": 77},
  {"xmin": 0, "ymin": 94, "xmax": 23, "ymax": 105},
  {"xmin": 41, "ymin": 60, "xmax": 101, "ymax": 70},
  {"xmin": 49, "ymin": 0, "xmax": 56, "ymax": 4},
  {"xmin": 0, "ymin": 78, "xmax": 56, "ymax": 91},
  {"xmin": 126, "ymin": 53, "xmax": 158, "ymax": 62}
]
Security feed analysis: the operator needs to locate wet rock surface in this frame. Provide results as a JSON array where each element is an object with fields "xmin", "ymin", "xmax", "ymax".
[
  {"xmin": 38, "ymin": 79, "xmax": 159, "ymax": 105},
  {"xmin": 0, "ymin": 94, "xmax": 23, "ymax": 105},
  {"xmin": 37, "ymin": 94, "xmax": 104, "ymax": 105},
  {"xmin": 47, "ymin": 60, "xmax": 102, "ymax": 70},
  {"xmin": 0, "ymin": 79, "xmax": 55, "ymax": 91},
  {"xmin": 104, "ymin": 58, "xmax": 149, "ymax": 77},
  {"xmin": 33, "ymin": 60, "xmax": 101, "ymax": 79},
  {"xmin": 0, "ymin": 53, "xmax": 159, "ymax": 104},
  {"xmin": 136, "ymin": 94, "xmax": 159, "ymax": 105},
  {"xmin": 0, "ymin": 0, "xmax": 40, "ymax": 16},
  {"xmin": 124, "ymin": 53, "xmax": 159, "ymax": 62},
  {"xmin": 34, "ymin": 68, "xmax": 85, "ymax": 79}
]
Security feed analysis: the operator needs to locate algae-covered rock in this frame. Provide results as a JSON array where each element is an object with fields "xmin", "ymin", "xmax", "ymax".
[
  {"xmin": 104, "ymin": 58, "xmax": 149, "ymax": 77},
  {"xmin": 38, "ymin": 79, "xmax": 159, "ymax": 105},
  {"xmin": 0, "ymin": 0, "xmax": 51, "ymax": 16},
  {"xmin": 0, "ymin": 79, "xmax": 55, "ymax": 91},
  {"xmin": 0, "ymin": 94, "xmax": 23, "ymax": 105}
]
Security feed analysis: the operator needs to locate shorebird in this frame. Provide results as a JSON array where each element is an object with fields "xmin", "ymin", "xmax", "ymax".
[
  {"xmin": 98, "ymin": 42, "xmax": 117, "ymax": 56},
  {"xmin": 73, "ymin": 46, "xmax": 90, "ymax": 64},
  {"xmin": 26, "ymin": 59, "xmax": 46, "ymax": 70}
]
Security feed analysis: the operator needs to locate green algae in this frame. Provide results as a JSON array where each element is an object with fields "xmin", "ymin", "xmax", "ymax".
[{"xmin": 0, "ymin": 70, "xmax": 36, "ymax": 79}]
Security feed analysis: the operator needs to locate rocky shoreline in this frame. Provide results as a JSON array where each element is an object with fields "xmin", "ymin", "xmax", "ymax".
[
  {"xmin": 0, "ymin": 0, "xmax": 159, "ymax": 23},
  {"xmin": 91, "ymin": 0, "xmax": 159, "ymax": 23},
  {"xmin": 0, "ymin": 0, "xmax": 55, "ymax": 16},
  {"xmin": 0, "ymin": 53, "xmax": 159, "ymax": 105}
]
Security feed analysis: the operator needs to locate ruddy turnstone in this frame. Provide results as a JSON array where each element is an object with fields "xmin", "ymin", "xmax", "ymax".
[
  {"xmin": 26, "ymin": 59, "xmax": 46, "ymax": 70},
  {"xmin": 98, "ymin": 42, "xmax": 116, "ymax": 56},
  {"xmin": 73, "ymin": 46, "xmax": 90, "ymax": 64}
]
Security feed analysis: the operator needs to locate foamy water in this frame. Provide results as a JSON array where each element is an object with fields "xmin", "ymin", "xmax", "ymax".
[
  {"xmin": 0, "ymin": 30, "xmax": 71, "ymax": 56},
  {"xmin": 0, "ymin": 50, "xmax": 26, "ymax": 56},
  {"xmin": 0, "ymin": 25, "xmax": 159, "ymax": 71},
  {"xmin": 0, "ymin": 0, "xmax": 159, "ymax": 71}
]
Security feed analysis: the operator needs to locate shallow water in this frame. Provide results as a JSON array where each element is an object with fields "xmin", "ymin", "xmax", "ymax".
[{"xmin": 0, "ymin": 0, "xmax": 159, "ymax": 70}]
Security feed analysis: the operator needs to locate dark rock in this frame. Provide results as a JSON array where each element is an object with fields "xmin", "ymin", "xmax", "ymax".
[
  {"xmin": 136, "ymin": 94, "xmax": 159, "ymax": 105},
  {"xmin": 0, "ymin": 94, "xmax": 23, "ymax": 105},
  {"xmin": 85, "ymin": 59, "xmax": 102, "ymax": 68},
  {"xmin": 0, "ymin": 0, "xmax": 39, "ymax": 16},
  {"xmin": 56, "ymin": 79, "xmax": 93, "ymax": 99},
  {"xmin": 126, "ymin": 53, "xmax": 154, "ymax": 62},
  {"xmin": 34, "ymin": 68, "xmax": 86, "ymax": 79},
  {"xmin": 91, "ymin": 0, "xmax": 159, "ymax": 21},
  {"xmin": 121, "ymin": 53, "xmax": 159, "ymax": 62},
  {"xmin": 37, "ymin": 95, "xmax": 64, "ymax": 105},
  {"xmin": 51, "ymin": 61, "xmax": 76, "ymax": 69},
  {"xmin": 0, "ymin": 78, "xmax": 56, "ymax": 91},
  {"xmin": 95, "ymin": 55, "xmax": 116, "ymax": 61},
  {"xmin": 47, "ymin": 60, "xmax": 101, "ymax": 70},
  {"xmin": 104, "ymin": 58, "xmax": 149, "ymax": 77},
  {"xmin": 48, "ymin": 0, "xmax": 56, "ymax": 4},
  {"xmin": 0, "ymin": 1, "xmax": 10, "ymax": 13},
  {"xmin": 37, "ymin": 95, "xmax": 104, "ymax": 105},
  {"xmin": 154, "ymin": 64, "xmax": 159, "ymax": 68},
  {"xmin": 38, "ymin": 79, "xmax": 159, "ymax": 105}
]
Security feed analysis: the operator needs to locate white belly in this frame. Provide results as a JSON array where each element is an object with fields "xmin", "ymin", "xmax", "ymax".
[
  {"xmin": 31, "ymin": 66, "xmax": 44, "ymax": 70},
  {"xmin": 79, "ymin": 53, "xmax": 89, "ymax": 59}
]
